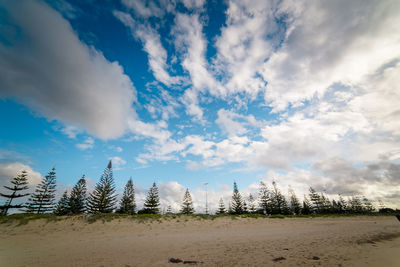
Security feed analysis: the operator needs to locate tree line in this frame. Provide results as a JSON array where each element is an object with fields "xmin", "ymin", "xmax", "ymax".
[{"xmin": 0, "ymin": 161, "xmax": 396, "ymax": 216}]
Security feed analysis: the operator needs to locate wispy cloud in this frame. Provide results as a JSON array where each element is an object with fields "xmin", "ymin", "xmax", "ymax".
[{"xmin": 76, "ymin": 137, "xmax": 94, "ymax": 150}]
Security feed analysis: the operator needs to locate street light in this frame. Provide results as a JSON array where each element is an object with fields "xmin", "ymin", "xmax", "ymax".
[{"xmin": 203, "ymin": 182, "xmax": 208, "ymax": 214}]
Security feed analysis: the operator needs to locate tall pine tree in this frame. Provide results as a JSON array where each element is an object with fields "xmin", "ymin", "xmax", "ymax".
[
  {"xmin": 289, "ymin": 188, "xmax": 301, "ymax": 215},
  {"xmin": 0, "ymin": 170, "xmax": 30, "ymax": 215},
  {"xmin": 118, "ymin": 178, "xmax": 136, "ymax": 214},
  {"xmin": 309, "ymin": 187, "xmax": 322, "ymax": 214},
  {"xmin": 243, "ymin": 200, "xmax": 248, "ymax": 213},
  {"xmin": 348, "ymin": 195, "xmax": 363, "ymax": 213},
  {"xmin": 180, "ymin": 188, "xmax": 194, "ymax": 214},
  {"xmin": 258, "ymin": 181, "xmax": 271, "ymax": 214},
  {"xmin": 337, "ymin": 194, "xmax": 347, "ymax": 213},
  {"xmin": 142, "ymin": 182, "xmax": 160, "ymax": 214},
  {"xmin": 217, "ymin": 198, "xmax": 226, "ymax": 214},
  {"xmin": 230, "ymin": 182, "xmax": 243, "ymax": 214},
  {"xmin": 319, "ymin": 192, "xmax": 332, "ymax": 214},
  {"xmin": 248, "ymin": 193, "xmax": 256, "ymax": 213},
  {"xmin": 166, "ymin": 205, "xmax": 173, "ymax": 214},
  {"xmin": 302, "ymin": 195, "xmax": 312, "ymax": 215},
  {"xmin": 69, "ymin": 175, "xmax": 87, "ymax": 214},
  {"xmin": 86, "ymin": 161, "xmax": 117, "ymax": 213},
  {"xmin": 26, "ymin": 168, "xmax": 57, "ymax": 214},
  {"xmin": 55, "ymin": 190, "xmax": 70, "ymax": 215},
  {"xmin": 270, "ymin": 181, "xmax": 289, "ymax": 214},
  {"xmin": 362, "ymin": 196, "xmax": 375, "ymax": 213}
]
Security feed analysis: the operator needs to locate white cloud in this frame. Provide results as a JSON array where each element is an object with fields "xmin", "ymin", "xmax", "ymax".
[
  {"xmin": 216, "ymin": 109, "xmax": 260, "ymax": 137},
  {"xmin": 76, "ymin": 137, "xmax": 94, "ymax": 150},
  {"xmin": 142, "ymin": 86, "xmax": 181, "ymax": 123},
  {"xmin": 261, "ymin": 0, "xmax": 400, "ymax": 112},
  {"xmin": 127, "ymin": 118, "xmax": 171, "ymax": 142},
  {"xmin": 214, "ymin": 0, "xmax": 278, "ymax": 97},
  {"xmin": 60, "ymin": 125, "xmax": 81, "ymax": 139},
  {"xmin": 0, "ymin": 162, "xmax": 43, "ymax": 188},
  {"xmin": 173, "ymin": 13, "xmax": 222, "ymax": 93},
  {"xmin": 0, "ymin": 162, "xmax": 44, "ymax": 212},
  {"xmin": 181, "ymin": 89, "xmax": 204, "ymax": 123},
  {"xmin": 121, "ymin": 0, "xmax": 164, "ymax": 18},
  {"xmin": 158, "ymin": 181, "xmax": 186, "ymax": 211},
  {"xmin": 109, "ymin": 156, "xmax": 127, "ymax": 170},
  {"xmin": 172, "ymin": 12, "xmax": 223, "ymax": 121},
  {"xmin": 109, "ymin": 146, "xmax": 123, "ymax": 153},
  {"xmin": 114, "ymin": 11, "xmax": 181, "ymax": 86},
  {"xmin": 2, "ymin": 0, "xmax": 399, "ymax": 209},
  {"xmin": 180, "ymin": 0, "xmax": 205, "ymax": 10},
  {"xmin": 349, "ymin": 61, "xmax": 400, "ymax": 138},
  {"xmin": 0, "ymin": 0, "xmax": 137, "ymax": 140}
]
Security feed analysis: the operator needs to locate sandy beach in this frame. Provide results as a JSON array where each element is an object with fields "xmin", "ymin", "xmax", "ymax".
[{"xmin": 1, "ymin": 215, "xmax": 399, "ymax": 266}]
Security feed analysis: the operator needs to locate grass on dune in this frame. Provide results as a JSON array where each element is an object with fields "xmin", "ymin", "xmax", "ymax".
[{"xmin": 0, "ymin": 212, "xmax": 396, "ymax": 226}]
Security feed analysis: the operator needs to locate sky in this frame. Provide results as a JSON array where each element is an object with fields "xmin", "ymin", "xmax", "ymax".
[{"xmin": 0, "ymin": 0, "xmax": 399, "ymax": 212}]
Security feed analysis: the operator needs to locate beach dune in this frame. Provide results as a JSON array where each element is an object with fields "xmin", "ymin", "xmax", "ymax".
[{"xmin": 1, "ymin": 216, "xmax": 399, "ymax": 266}]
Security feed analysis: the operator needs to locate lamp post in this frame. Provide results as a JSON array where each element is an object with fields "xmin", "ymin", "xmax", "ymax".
[{"xmin": 203, "ymin": 182, "xmax": 208, "ymax": 214}]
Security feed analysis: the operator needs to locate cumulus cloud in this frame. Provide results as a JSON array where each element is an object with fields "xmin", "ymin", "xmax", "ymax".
[
  {"xmin": 0, "ymin": 162, "xmax": 44, "ymax": 211},
  {"xmin": 261, "ymin": 0, "xmax": 400, "ymax": 111},
  {"xmin": 76, "ymin": 137, "xmax": 95, "ymax": 150},
  {"xmin": 0, "ymin": 162, "xmax": 43, "ymax": 189},
  {"xmin": 0, "ymin": 0, "xmax": 137, "ymax": 140},
  {"xmin": 216, "ymin": 109, "xmax": 260, "ymax": 137},
  {"xmin": 311, "ymin": 157, "xmax": 400, "ymax": 207},
  {"xmin": 2, "ymin": 0, "xmax": 399, "ymax": 208}
]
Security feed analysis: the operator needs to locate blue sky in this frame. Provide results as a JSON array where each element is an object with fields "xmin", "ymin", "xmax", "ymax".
[{"xmin": 1, "ymin": 0, "xmax": 400, "ymax": 211}]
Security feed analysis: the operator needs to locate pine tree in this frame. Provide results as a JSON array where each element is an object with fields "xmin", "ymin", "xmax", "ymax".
[
  {"xmin": 118, "ymin": 178, "xmax": 136, "ymax": 214},
  {"xmin": 309, "ymin": 187, "xmax": 322, "ymax": 213},
  {"xmin": 0, "ymin": 170, "xmax": 30, "ymax": 215},
  {"xmin": 289, "ymin": 188, "xmax": 301, "ymax": 215},
  {"xmin": 331, "ymin": 199, "xmax": 339, "ymax": 213},
  {"xmin": 378, "ymin": 199, "xmax": 386, "ymax": 212},
  {"xmin": 243, "ymin": 200, "xmax": 248, "ymax": 213},
  {"xmin": 362, "ymin": 196, "xmax": 375, "ymax": 213},
  {"xmin": 320, "ymin": 192, "xmax": 332, "ymax": 214},
  {"xmin": 258, "ymin": 181, "xmax": 271, "ymax": 214},
  {"xmin": 26, "ymin": 168, "xmax": 57, "ymax": 214},
  {"xmin": 231, "ymin": 182, "xmax": 243, "ymax": 214},
  {"xmin": 180, "ymin": 188, "xmax": 194, "ymax": 214},
  {"xmin": 217, "ymin": 198, "xmax": 226, "ymax": 214},
  {"xmin": 55, "ymin": 190, "xmax": 70, "ymax": 215},
  {"xmin": 337, "ymin": 194, "xmax": 347, "ymax": 213},
  {"xmin": 270, "ymin": 181, "xmax": 289, "ymax": 214},
  {"xmin": 86, "ymin": 161, "xmax": 117, "ymax": 213},
  {"xmin": 166, "ymin": 205, "xmax": 172, "ymax": 214},
  {"xmin": 302, "ymin": 195, "xmax": 312, "ymax": 215},
  {"xmin": 69, "ymin": 175, "xmax": 87, "ymax": 214},
  {"xmin": 142, "ymin": 182, "xmax": 160, "ymax": 214},
  {"xmin": 348, "ymin": 195, "xmax": 363, "ymax": 213},
  {"xmin": 248, "ymin": 193, "xmax": 256, "ymax": 213}
]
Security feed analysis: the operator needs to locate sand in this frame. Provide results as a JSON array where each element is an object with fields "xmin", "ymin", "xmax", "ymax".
[{"xmin": 1, "ymin": 215, "xmax": 399, "ymax": 266}]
